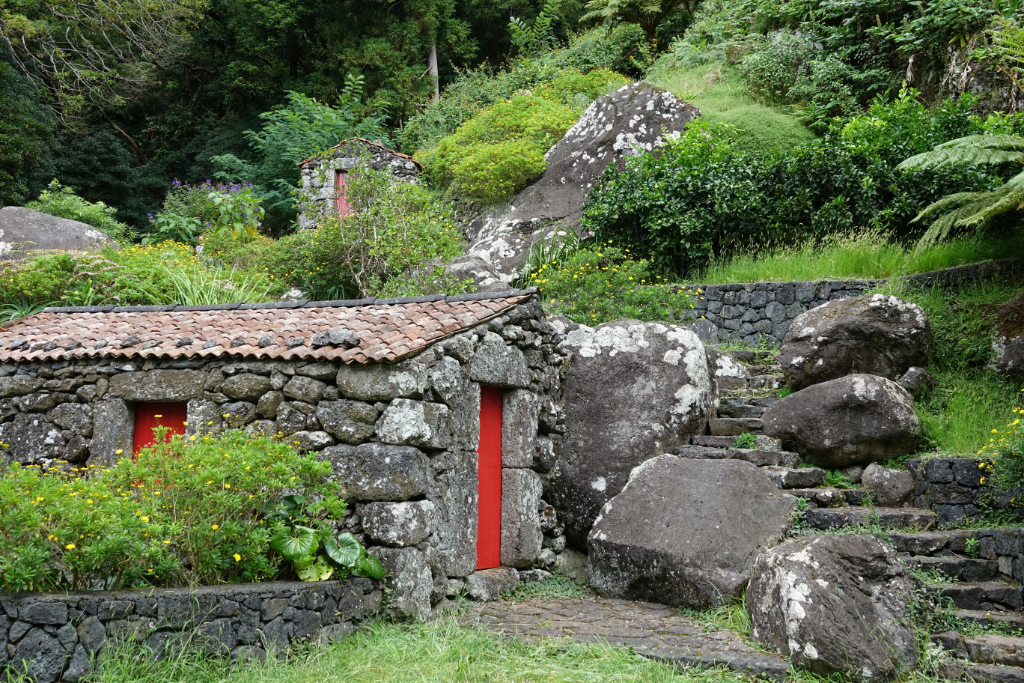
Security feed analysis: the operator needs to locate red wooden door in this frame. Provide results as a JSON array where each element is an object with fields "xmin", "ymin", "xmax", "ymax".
[
  {"xmin": 133, "ymin": 402, "xmax": 189, "ymax": 454},
  {"xmin": 335, "ymin": 171, "xmax": 352, "ymax": 218},
  {"xmin": 476, "ymin": 386, "xmax": 503, "ymax": 570}
]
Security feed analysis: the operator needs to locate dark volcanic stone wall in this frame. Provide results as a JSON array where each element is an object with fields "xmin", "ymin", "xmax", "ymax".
[{"xmin": 0, "ymin": 579, "xmax": 379, "ymax": 682}]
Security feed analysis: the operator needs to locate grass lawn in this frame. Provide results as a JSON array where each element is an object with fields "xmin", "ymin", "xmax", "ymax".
[
  {"xmin": 650, "ymin": 63, "xmax": 814, "ymax": 156},
  {"xmin": 84, "ymin": 618, "xmax": 747, "ymax": 683},
  {"xmin": 687, "ymin": 232, "xmax": 1024, "ymax": 285}
]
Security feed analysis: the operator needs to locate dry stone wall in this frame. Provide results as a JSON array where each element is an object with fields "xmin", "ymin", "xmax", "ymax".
[
  {"xmin": 0, "ymin": 296, "xmax": 569, "ymax": 621},
  {"xmin": 0, "ymin": 579, "xmax": 379, "ymax": 682},
  {"xmin": 677, "ymin": 258, "xmax": 1024, "ymax": 346}
]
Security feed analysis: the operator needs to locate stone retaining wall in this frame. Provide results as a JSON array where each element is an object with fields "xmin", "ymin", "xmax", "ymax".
[
  {"xmin": 0, "ymin": 579, "xmax": 380, "ymax": 682},
  {"xmin": 906, "ymin": 457, "xmax": 1018, "ymax": 525},
  {"xmin": 676, "ymin": 257, "xmax": 1024, "ymax": 346}
]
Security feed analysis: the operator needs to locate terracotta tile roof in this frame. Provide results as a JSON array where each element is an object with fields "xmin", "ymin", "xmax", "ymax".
[
  {"xmin": 0, "ymin": 291, "xmax": 534, "ymax": 365},
  {"xmin": 298, "ymin": 137, "xmax": 422, "ymax": 169}
]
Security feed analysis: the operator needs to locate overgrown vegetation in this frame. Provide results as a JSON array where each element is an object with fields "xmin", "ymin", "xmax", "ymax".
[
  {"xmin": 0, "ymin": 430, "xmax": 363, "ymax": 592},
  {"xmin": 526, "ymin": 243, "xmax": 694, "ymax": 324},
  {"xmin": 26, "ymin": 181, "xmax": 133, "ymax": 243},
  {"xmin": 581, "ymin": 92, "xmax": 1015, "ymax": 278},
  {"xmin": 880, "ymin": 280, "xmax": 1024, "ymax": 457}
]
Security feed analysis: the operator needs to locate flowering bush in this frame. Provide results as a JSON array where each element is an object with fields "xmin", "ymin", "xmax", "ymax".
[
  {"xmin": 148, "ymin": 180, "xmax": 264, "ymax": 245},
  {"xmin": 528, "ymin": 243, "xmax": 695, "ymax": 324},
  {"xmin": 0, "ymin": 430, "xmax": 355, "ymax": 592},
  {"xmin": 981, "ymin": 398, "xmax": 1024, "ymax": 492}
]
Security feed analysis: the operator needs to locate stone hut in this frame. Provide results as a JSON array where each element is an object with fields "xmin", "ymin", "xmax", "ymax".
[
  {"xmin": 0, "ymin": 290, "xmax": 565, "ymax": 619},
  {"xmin": 297, "ymin": 138, "xmax": 422, "ymax": 230}
]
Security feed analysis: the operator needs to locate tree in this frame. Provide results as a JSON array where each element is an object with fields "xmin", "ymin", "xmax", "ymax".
[
  {"xmin": 897, "ymin": 134, "xmax": 1024, "ymax": 249},
  {"xmin": 580, "ymin": 0, "xmax": 685, "ymax": 42},
  {"xmin": 1, "ymin": 0, "xmax": 206, "ymax": 124}
]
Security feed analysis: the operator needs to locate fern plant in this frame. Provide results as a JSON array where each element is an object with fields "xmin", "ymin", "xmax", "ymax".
[
  {"xmin": 581, "ymin": 0, "xmax": 687, "ymax": 41},
  {"xmin": 897, "ymin": 134, "xmax": 1024, "ymax": 249},
  {"xmin": 509, "ymin": 0, "xmax": 563, "ymax": 56}
]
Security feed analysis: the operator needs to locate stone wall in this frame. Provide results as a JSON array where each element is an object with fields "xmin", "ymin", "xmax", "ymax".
[
  {"xmin": 906, "ymin": 457, "xmax": 1018, "ymax": 526},
  {"xmin": 0, "ymin": 295, "xmax": 569, "ymax": 621},
  {"xmin": 0, "ymin": 579, "xmax": 379, "ymax": 682},
  {"xmin": 676, "ymin": 257, "xmax": 1024, "ymax": 346},
  {"xmin": 297, "ymin": 139, "xmax": 421, "ymax": 230}
]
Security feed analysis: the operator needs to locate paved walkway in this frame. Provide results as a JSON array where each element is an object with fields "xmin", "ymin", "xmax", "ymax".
[{"xmin": 460, "ymin": 595, "xmax": 790, "ymax": 679}]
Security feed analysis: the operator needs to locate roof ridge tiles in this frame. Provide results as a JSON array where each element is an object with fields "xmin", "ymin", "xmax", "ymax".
[{"xmin": 41, "ymin": 289, "xmax": 537, "ymax": 315}]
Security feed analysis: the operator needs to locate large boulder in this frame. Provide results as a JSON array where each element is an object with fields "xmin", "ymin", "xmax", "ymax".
[
  {"xmin": 762, "ymin": 374, "xmax": 920, "ymax": 469},
  {"xmin": 748, "ymin": 534, "xmax": 917, "ymax": 681},
  {"xmin": 779, "ymin": 295, "xmax": 930, "ymax": 391},
  {"xmin": 549, "ymin": 319, "xmax": 714, "ymax": 548},
  {"xmin": 0, "ymin": 207, "xmax": 116, "ymax": 260},
  {"xmin": 449, "ymin": 82, "xmax": 700, "ymax": 288},
  {"xmin": 588, "ymin": 456, "xmax": 795, "ymax": 608}
]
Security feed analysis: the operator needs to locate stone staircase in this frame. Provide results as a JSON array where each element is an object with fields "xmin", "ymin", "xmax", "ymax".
[{"xmin": 690, "ymin": 346, "xmax": 1024, "ymax": 681}]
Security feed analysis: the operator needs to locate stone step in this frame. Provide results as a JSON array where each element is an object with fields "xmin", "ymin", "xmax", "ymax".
[
  {"xmin": 692, "ymin": 434, "xmax": 781, "ymax": 451},
  {"xmin": 716, "ymin": 404, "xmax": 765, "ymax": 419},
  {"xmin": 908, "ymin": 555, "xmax": 1000, "ymax": 582},
  {"xmin": 747, "ymin": 375, "xmax": 783, "ymax": 392},
  {"xmin": 725, "ymin": 349, "xmax": 774, "ymax": 364},
  {"xmin": 888, "ymin": 530, "xmax": 979, "ymax": 556},
  {"xmin": 709, "ymin": 417, "xmax": 763, "ymax": 436},
  {"xmin": 966, "ymin": 634, "xmax": 1024, "ymax": 668},
  {"xmin": 787, "ymin": 487, "xmax": 848, "ymax": 508},
  {"xmin": 938, "ymin": 658, "xmax": 1024, "ymax": 683},
  {"xmin": 672, "ymin": 445, "xmax": 799, "ymax": 468},
  {"xmin": 933, "ymin": 583, "xmax": 1023, "ymax": 611},
  {"xmin": 749, "ymin": 396, "xmax": 780, "ymax": 408},
  {"xmin": 727, "ymin": 448, "xmax": 799, "ymax": 468},
  {"xmin": 762, "ymin": 466, "xmax": 826, "ymax": 489},
  {"xmin": 955, "ymin": 609, "xmax": 1024, "ymax": 629},
  {"xmin": 802, "ymin": 506, "xmax": 938, "ymax": 531}
]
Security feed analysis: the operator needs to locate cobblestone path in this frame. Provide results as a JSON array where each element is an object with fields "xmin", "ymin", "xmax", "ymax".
[{"xmin": 460, "ymin": 595, "xmax": 790, "ymax": 679}]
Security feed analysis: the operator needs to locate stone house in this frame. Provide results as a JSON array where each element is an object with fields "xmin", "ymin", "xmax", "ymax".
[
  {"xmin": 0, "ymin": 290, "xmax": 565, "ymax": 619},
  {"xmin": 297, "ymin": 138, "xmax": 422, "ymax": 230}
]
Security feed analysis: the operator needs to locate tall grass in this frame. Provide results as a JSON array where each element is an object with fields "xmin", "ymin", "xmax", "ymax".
[
  {"xmin": 167, "ymin": 267, "xmax": 276, "ymax": 306},
  {"xmin": 690, "ymin": 232, "xmax": 1024, "ymax": 285},
  {"xmin": 88, "ymin": 618, "xmax": 737, "ymax": 683},
  {"xmin": 878, "ymin": 280, "xmax": 1024, "ymax": 456}
]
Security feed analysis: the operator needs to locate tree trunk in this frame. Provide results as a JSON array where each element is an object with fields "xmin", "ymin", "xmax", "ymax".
[{"xmin": 428, "ymin": 39, "xmax": 440, "ymax": 102}]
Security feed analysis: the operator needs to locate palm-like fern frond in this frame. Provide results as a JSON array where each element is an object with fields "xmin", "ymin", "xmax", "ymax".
[
  {"xmin": 897, "ymin": 135, "xmax": 1024, "ymax": 171},
  {"xmin": 913, "ymin": 186, "xmax": 1024, "ymax": 251}
]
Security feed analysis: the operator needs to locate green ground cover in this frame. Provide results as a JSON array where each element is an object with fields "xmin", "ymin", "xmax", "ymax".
[
  {"xmin": 650, "ymin": 63, "xmax": 814, "ymax": 155},
  {"xmin": 688, "ymin": 232, "xmax": 1024, "ymax": 285},
  {"xmin": 79, "ymin": 618, "xmax": 723, "ymax": 683}
]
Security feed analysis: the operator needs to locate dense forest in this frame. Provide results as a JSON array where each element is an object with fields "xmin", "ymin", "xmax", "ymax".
[{"xmin": 3, "ymin": 0, "xmax": 1024, "ymax": 300}]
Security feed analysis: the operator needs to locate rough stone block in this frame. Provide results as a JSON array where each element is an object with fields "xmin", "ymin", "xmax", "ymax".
[
  {"xmin": 502, "ymin": 389, "xmax": 540, "ymax": 468},
  {"xmin": 373, "ymin": 547, "xmax": 431, "ymax": 621},
  {"xmin": 501, "ymin": 469, "xmax": 543, "ymax": 568},
  {"xmin": 376, "ymin": 399, "xmax": 450, "ymax": 449},
  {"xmin": 108, "ymin": 369, "xmax": 206, "ymax": 401},
  {"xmin": 321, "ymin": 442, "xmax": 429, "ymax": 501},
  {"xmin": 468, "ymin": 333, "xmax": 530, "ymax": 388},
  {"xmin": 466, "ymin": 568, "xmax": 519, "ymax": 602},
  {"xmin": 362, "ymin": 501, "xmax": 435, "ymax": 547},
  {"xmin": 336, "ymin": 358, "xmax": 427, "ymax": 401},
  {"xmin": 86, "ymin": 399, "xmax": 133, "ymax": 467}
]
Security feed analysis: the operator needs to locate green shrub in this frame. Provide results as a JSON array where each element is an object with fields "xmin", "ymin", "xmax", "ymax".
[
  {"xmin": 528, "ymin": 244, "xmax": 694, "ymax": 324},
  {"xmin": 27, "ymin": 180, "xmax": 133, "ymax": 243},
  {"xmin": 417, "ymin": 94, "xmax": 582, "ymax": 202},
  {"xmin": 0, "ymin": 430, "xmax": 347, "ymax": 592},
  {"xmin": 581, "ymin": 92, "xmax": 1009, "ymax": 277},
  {"xmin": 396, "ymin": 25, "xmax": 646, "ymax": 155},
  {"xmin": 0, "ymin": 242, "xmax": 284, "ymax": 307},
  {"xmin": 984, "ymin": 408, "xmax": 1024, "ymax": 491},
  {"xmin": 209, "ymin": 171, "xmax": 472, "ymax": 299},
  {"xmin": 149, "ymin": 180, "xmax": 265, "ymax": 245}
]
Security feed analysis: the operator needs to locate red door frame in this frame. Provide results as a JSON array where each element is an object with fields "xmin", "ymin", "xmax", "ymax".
[
  {"xmin": 133, "ymin": 402, "xmax": 189, "ymax": 455},
  {"xmin": 335, "ymin": 171, "xmax": 352, "ymax": 218},
  {"xmin": 476, "ymin": 387, "xmax": 503, "ymax": 570}
]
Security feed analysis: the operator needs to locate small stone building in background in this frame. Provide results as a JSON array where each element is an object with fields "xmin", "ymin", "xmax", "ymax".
[
  {"xmin": 296, "ymin": 138, "xmax": 422, "ymax": 230},
  {"xmin": 0, "ymin": 290, "xmax": 566, "ymax": 619}
]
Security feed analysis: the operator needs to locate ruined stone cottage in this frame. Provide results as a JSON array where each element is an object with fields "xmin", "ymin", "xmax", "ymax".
[
  {"xmin": 296, "ymin": 138, "xmax": 422, "ymax": 230},
  {"xmin": 0, "ymin": 290, "xmax": 564, "ymax": 619}
]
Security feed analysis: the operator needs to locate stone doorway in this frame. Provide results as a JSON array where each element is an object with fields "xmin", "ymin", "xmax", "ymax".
[{"xmin": 476, "ymin": 386, "xmax": 503, "ymax": 569}]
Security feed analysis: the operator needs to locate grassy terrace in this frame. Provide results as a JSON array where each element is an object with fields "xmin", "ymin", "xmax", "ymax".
[{"xmin": 684, "ymin": 232, "xmax": 1024, "ymax": 285}]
